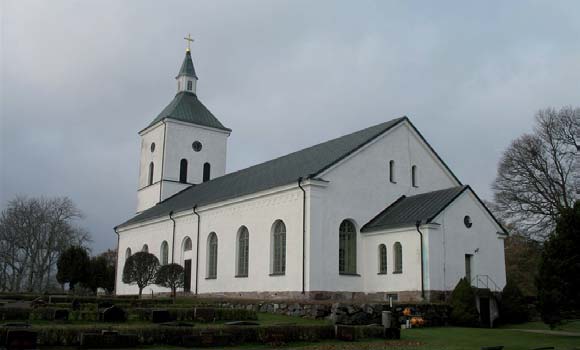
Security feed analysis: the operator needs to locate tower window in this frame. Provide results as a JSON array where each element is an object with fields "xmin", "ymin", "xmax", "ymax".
[
  {"xmin": 203, "ymin": 163, "xmax": 211, "ymax": 182},
  {"xmin": 150, "ymin": 142, "xmax": 155, "ymax": 152},
  {"xmin": 389, "ymin": 160, "xmax": 396, "ymax": 183},
  {"xmin": 192, "ymin": 141, "xmax": 202, "ymax": 152},
  {"xmin": 187, "ymin": 81, "xmax": 192, "ymax": 91},
  {"xmin": 411, "ymin": 165, "xmax": 418, "ymax": 187},
  {"xmin": 179, "ymin": 159, "xmax": 188, "ymax": 183},
  {"xmin": 148, "ymin": 162, "xmax": 154, "ymax": 186}
]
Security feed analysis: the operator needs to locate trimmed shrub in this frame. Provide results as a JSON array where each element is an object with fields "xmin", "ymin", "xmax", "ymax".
[
  {"xmin": 449, "ymin": 278, "xmax": 480, "ymax": 327},
  {"xmin": 0, "ymin": 307, "xmax": 31, "ymax": 321},
  {"xmin": 30, "ymin": 307, "xmax": 69, "ymax": 321},
  {"xmin": 69, "ymin": 311, "xmax": 99, "ymax": 322},
  {"xmin": 500, "ymin": 281, "xmax": 528, "ymax": 324}
]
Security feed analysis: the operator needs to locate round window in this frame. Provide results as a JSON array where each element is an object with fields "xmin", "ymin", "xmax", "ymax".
[
  {"xmin": 464, "ymin": 215, "xmax": 473, "ymax": 228},
  {"xmin": 192, "ymin": 141, "xmax": 202, "ymax": 152},
  {"xmin": 150, "ymin": 142, "xmax": 156, "ymax": 152}
]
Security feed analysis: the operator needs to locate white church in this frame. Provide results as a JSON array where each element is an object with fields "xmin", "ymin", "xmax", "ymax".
[{"xmin": 115, "ymin": 45, "xmax": 507, "ymax": 302}]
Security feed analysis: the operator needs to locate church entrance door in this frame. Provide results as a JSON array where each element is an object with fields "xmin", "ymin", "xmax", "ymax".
[{"xmin": 184, "ymin": 259, "xmax": 192, "ymax": 293}]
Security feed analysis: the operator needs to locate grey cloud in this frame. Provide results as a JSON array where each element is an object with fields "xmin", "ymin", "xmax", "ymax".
[{"xmin": 2, "ymin": 0, "xmax": 580, "ymax": 253}]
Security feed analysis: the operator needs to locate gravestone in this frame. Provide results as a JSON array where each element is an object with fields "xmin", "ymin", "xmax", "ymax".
[
  {"xmin": 5, "ymin": 330, "xmax": 37, "ymax": 350},
  {"xmin": 101, "ymin": 306, "xmax": 126, "ymax": 323},
  {"xmin": 384, "ymin": 328, "xmax": 401, "ymax": 339},
  {"xmin": 151, "ymin": 310, "xmax": 172, "ymax": 323},
  {"xmin": 335, "ymin": 325, "xmax": 357, "ymax": 341},
  {"xmin": 194, "ymin": 307, "xmax": 216, "ymax": 322},
  {"xmin": 71, "ymin": 299, "xmax": 81, "ymax": 311},
  {"xmin": 381, "ymin": 311, "xmax": 392, "ymax": 328},
  {"xmin": 224, "ymin": 321, "xmax": 260, "ymax": 326},
  {"xmin": 98, "ymin": 301, "xmax": 114, "ymax": 309},
  {"xmin": 54, "ymin": 309, "xmax": 69, "ymax": 321},
  {"xmin": 80, "ymin": 331, "xmax": 138, "ymax": 348}
]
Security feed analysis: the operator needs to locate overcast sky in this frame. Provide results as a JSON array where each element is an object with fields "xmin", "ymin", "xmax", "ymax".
[{"xmin": 1, "ymin": 0, "xmax": 579, "ymax": 254}]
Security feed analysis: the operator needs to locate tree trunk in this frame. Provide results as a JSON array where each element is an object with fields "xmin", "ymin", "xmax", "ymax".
[{"xmin": 138, "ymin": 287, "xmax": 143, "ymax": 299}]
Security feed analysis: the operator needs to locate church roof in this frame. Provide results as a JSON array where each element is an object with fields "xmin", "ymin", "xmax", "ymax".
[
  {"xmin": 361, "ymin": 186, "xmax": 507, "ymax": 234},
  {"xmin": 144, "ymin": 91, "xmax": 231, "ymax": 132},
  {"xmin": 177, "ymin": 50, "xmax": 198, "ymax": 78},
  {"xmin": 361, "ymin": 186, "xmax": 468, "ymax": 232},
  {"xmin": 119, "ymin": 117, "xmax": 411, "ymax": 228}
]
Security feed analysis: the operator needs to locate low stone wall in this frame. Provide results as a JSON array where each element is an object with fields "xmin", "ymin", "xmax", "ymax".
[{"xmin": 204, "ymin": 300, "xmax": 450, "ymax": 326}]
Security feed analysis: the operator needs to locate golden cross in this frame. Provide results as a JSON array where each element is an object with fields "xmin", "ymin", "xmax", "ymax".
[{"xmin": 184, "ymin": 34, "xmax": 194, "ymax": 52}]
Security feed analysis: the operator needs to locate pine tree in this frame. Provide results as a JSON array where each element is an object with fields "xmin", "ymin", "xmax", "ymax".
[
  {"xmin": 537, "ymin": 201, "xmax": 580, "ymax": 328},
  {"xmin": 449, "ymin": 278, "xmax": 480, "ymax": 327}
]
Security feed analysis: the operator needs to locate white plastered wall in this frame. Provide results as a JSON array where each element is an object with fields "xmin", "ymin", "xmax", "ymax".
[
  {"xmin": 307, "ymin": 120, "xmax": 459, "ymax": 292},
  {"xmin": 426, "ymin": 190, "xmax": 507, "ymax": 292},
  {"xmin": 116, "ymin": 185, "xmax": 305, "ymax": 295}
]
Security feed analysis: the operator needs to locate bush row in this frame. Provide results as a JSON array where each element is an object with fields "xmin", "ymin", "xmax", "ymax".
[
  {"xmin": 2, "ymin": 306, "xmax": 256, "ymax": 323},
  {"xmin": 129, "ymin": 307, "xmax": 257, "ymax": 322},
  {"xmin": 4, "ymin": 324, "xmax": 338, "ymax": 347}
]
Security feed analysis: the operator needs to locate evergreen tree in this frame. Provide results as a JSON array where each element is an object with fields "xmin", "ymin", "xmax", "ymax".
[
  {"xmin": 449, "ymin": 278, "xmax": 480, "ymax": 327},
  {"xmin": 500, "ymin": 280, "xmax": 528, "ymax": 324},
  {"xmin": 537, "ymin": 201, "xmax": 580, "ymax": 328},
  {"xmin": 56, "ymin": 246, "xmax": 91, "ymax": 291}
]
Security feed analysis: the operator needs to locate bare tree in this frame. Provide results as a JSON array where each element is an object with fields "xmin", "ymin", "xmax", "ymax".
[
  {"xmin": 493, "ymin": 107, "xmax": 579, "ymax": 239},
  {"xmin": 0, "ymin": 196, "xmax": 91, "ymax": 292}
]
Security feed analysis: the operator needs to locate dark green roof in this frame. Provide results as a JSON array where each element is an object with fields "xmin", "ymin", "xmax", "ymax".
[
  {"xmin": 361, "ymin": 186, "xmax": 469, "ymax": 232},
  {"xmin": 177, "ymin": 50, "xmax": 197, "ymax": 78},
  {"xmin": 119, "ymin": 117, "xmax": 408, "ymax": 228},
  {"xmin": 144, "ymin": 91, "xmax": 231, "ymax": 132}
]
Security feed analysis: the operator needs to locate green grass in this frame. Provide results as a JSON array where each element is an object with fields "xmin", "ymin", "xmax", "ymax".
[{"xmin": 500, "ymin": 320, "xmax": 580, "ymax": 333}]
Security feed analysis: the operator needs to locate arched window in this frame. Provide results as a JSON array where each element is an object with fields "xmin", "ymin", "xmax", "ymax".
[
  {"xmin": 203, "ymin": 162, "xmax": 211, "ymax": 182},
  {"xmin": 148, "ymin": 162, "xmax": 154, "ymax": 186},
  {"xmin": 160, "ymin": 241, "xmax": 169, "ymax": 265},
  {"xmin": 125, "ymin": 247, "xmax": 132, "ymax": 261},
  {"xmin": 389, "ymin": 160, "xmax": 396, "ymax": 183},
  {"xmin": 379, "ymin": 244, "xmax": 387, "ymax": 274},
  {"xmin": 207, "ymin": 232, "xmax": 218, "ymax": 279},
  {"xmin": 142, "ymin": 244, "xmax": 149, "ymax": 253},
  {"xmin": 183, "ymin": 237, "xmax": 192, "ymax": 252},
  {"xmin": 411, "ymin": 165, "xmax": 418, "ymax": 187},
  {"xmin": 271, "ymin": 220, "xmax": 286, "ymax": 275},
  {"xmin": 339, "ymin": 220, "xmax": 357, "ymax": 274},
  {"xmin": 187, "ymin": 80, "xmax": 192, "ymax": 91},
  {"xmin": 179, "ymin": 159, "xmax": 188, "ymax": 183},
  {"xmin": 236, "ymin": 227, "xmax": 249, "ymax": 277},
  {"xmin": 393, "ymin": 242, "xmax": 403, "ymax": 273}
]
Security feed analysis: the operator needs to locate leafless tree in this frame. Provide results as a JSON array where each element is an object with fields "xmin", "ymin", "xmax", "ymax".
[
  {"xmin": 493, "ymin": 106, "xmax": 579, "ymax": 239},
  {"xmin": 0, "ymin": 196, "xmax": 91, "ymax": 292}
]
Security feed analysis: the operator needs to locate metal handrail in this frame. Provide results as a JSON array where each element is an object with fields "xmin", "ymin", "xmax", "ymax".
[{"xmin": 471, "ymin": 274, "xmax": 501, "ymax": 292}]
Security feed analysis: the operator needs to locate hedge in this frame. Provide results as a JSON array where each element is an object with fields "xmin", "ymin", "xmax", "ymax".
[
  {"xmin": 0, "ymin": 308, "xmax": 31, "ymax": 321},
  {"xmin": 128, "ymin": 307, "xmax": 257, "ymax": 322},
  {"xmin": 2, "ymin": 324, "xmax": 337, "ymax": 347}
]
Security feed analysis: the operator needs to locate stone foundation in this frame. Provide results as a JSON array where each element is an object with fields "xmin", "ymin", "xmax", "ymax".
[{"xmin": 191, "ymin": 290, "xmax": 449, "ymax": 303}]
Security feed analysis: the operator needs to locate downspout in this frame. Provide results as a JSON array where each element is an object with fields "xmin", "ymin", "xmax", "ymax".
[
  {"xmin": 113, "ymin": 226, "xmax": 120, "ymax": 296},
  {"xmin": 193, "ymin": 205, "xmax": 201, "ymax": 295},
  {"xmin": 298, "ymin": 177, "xmax": 306, "ymax": 295},
  {"xmin": 159, "ymin": 120, "xmax": 168, "ymax": 201},
  {"xmin": 415, "ymin": 221, "xmax": 425, "ymax": 300},
  {"xmin": 169, "ymin": 211, "xmax": 176, "ymax": 263}
]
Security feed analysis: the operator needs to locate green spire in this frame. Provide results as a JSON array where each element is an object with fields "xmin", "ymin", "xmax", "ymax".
[{"xmin": 177, "ymin": 50, "xmax": 198, "ymax": 79}]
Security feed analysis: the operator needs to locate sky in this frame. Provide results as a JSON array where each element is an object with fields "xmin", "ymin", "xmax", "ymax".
[{"xmin": 2, "ymin": 0, "xmax": 580, "ymax": 254}]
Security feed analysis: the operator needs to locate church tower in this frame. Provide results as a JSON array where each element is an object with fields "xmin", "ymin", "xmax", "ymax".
[{"xmin": 136, "ymin": 37, "xmax": 231, "ymax": 213}]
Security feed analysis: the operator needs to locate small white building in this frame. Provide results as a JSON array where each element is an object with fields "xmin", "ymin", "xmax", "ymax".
[{"xmin": 115, "ymin": 47, "xmax": 507, "ymax": 302}]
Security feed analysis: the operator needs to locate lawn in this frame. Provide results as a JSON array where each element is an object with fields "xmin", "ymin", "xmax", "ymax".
[
  {"xmin": 500, "ymin": 320, "xmax": 580, "ymax": 333},
  {"xmin": 128, "ymin": 323, "xmax": 580, "ymax": 350}
]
